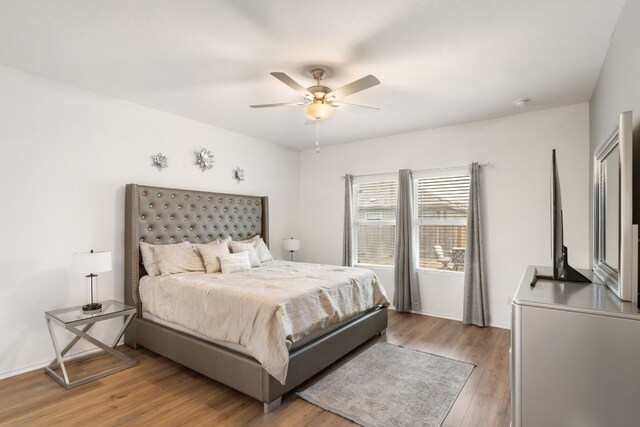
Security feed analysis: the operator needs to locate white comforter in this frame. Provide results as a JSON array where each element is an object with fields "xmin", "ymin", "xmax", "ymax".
[{"xmin": 139, "ymin": 260, "xmax": 389, "ymax": 383}]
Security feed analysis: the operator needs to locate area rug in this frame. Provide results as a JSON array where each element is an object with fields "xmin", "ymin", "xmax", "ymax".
[{"xmin": 296, "ymin": 342, "xmax": 474, "ymax": 427}]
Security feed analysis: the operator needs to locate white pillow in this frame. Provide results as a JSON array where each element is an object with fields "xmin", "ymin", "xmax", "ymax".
[
  {"xmin": 153, "ymin": 243, "xmax": 205, "ymax": 275},
  {"xmin": 197, "ymin": 240, "xmax": 231, "ymax": 273},
  {"xmin": 254, "ymin": 238, "xmax": 273, "ymax": 263},
  {"xmin": 238, "ymin": 235, "xmax": 272, "ymax": 262},
  {"xmin": 239, "ymin": 235, "xmax": 260, "ymax": 243},
  {"xmin": 229, "ymin": 241, "xmax": 261, "ymax": 268},
  {"xmin": 140, "ymin": 241, "xmax": 161, "ymax": 277},
  {"xmin": 219, "ymin": 252, "xmax": 251, "ymax": 274},
  {"xmin": 192, "ymin": 235, "xmax": 231, "ymax": 254},
  {"xmin": 218, "ymin": 235, "xmax": 232, "ymax": 245}
]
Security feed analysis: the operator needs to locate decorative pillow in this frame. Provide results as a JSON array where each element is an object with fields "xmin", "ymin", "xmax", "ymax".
[
  {"xmin": 218, "ymin": 235, "xmax": 232, "ymax": 245},
  {"xmin": 237, "ymin": 235, "xmax": 272, "ymax": 262},
  {"xmin": 219, "ymin": 252, "xmax": 251, "ymax": 274},
  {"xmin": 192, "ymin": 235, "xmax": 232, "ymax": 253},
  {"xmin": 197, "ymin": 240, "xmax": 231, "ymax": 273},
  {"xmin": 229, "ymin": 241, "xmax": 262, "ymax": 268},
  {"xmin": 139, "ymin": 241, "xmax": 161, "ymax": 277},
  {"xmin": 253, "ymin": 238, "xmax": 273, "ymax": 263},
  {"xmin": 240, "ymin": 235, "xmax": 260, "ymax": 244},
  {"xmin": 152, "ymin": 242, "xmax": 205, "ymax": 275}
]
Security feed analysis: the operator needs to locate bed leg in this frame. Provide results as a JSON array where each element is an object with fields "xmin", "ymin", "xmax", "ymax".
[
  {"xmin": 263, "ymin": 397, "xmax": 282, "ymax": 413},
  {"xmin": 124, "ymin": 334, "xmax": 139, "ymax": 349}
]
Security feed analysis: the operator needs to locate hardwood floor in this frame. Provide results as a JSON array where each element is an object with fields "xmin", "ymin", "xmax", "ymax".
[{"xmin": 0, "ymin": 311, "xmax": 511, "ymax": 426}]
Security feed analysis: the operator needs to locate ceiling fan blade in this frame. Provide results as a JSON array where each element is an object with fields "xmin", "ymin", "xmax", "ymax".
[
  {"xmin": 325, "ymin": 75, "xmax": 380, "ymax": 100},
  {"xmin": 270, "ymin": 72, "xmax": 312, "ymax": 98},
  {"xmin": 332, "ymin": 102, "xmax": 380, "ymax": 111},
  {"xmin": 250, "ymin": 102, "xmax": 304, "ymax": 108}
]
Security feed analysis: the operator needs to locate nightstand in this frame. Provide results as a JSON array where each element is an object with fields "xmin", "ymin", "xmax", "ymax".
[{"xmin": 44, "ymin": 300, "xmax": 137, "ymax": 389}]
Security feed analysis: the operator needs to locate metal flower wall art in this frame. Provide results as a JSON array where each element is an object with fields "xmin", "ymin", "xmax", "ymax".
[
  {"xmin": 195, "ymin": 148, "xmax": 215, "ymax": 172},
  {"xmin": 233, "ymin": 167, "xmax": 245, "ymax": 183},
  {"xmin": 150, "ymin": 152, "xmax": 168, "ymax": 171}
]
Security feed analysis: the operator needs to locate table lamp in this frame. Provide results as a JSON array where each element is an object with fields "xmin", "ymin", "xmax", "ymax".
[
  {"xmin": 282, "ymin": 238, "xmax": 301, "ymax": 262},
  {"xmin": 72, "ymin": 250, "xmax": 112, "ymax": 313}
]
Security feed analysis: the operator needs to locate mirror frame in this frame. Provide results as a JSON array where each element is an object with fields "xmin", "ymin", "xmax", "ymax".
[{"xmin": 593, "ymin": 111, "xmax": 633, "ymax": 300}]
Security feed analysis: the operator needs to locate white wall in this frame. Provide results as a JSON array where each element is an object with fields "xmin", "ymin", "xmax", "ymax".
[
  {"xmin": 590, "ymin": 0, "xmax": 640, "ymax": 152},
  {"xmin": 0, "ymin": 65, "xmax": 299, "ymax": 378},
  {"xmin": 298, "ymin": 104, "xmax": 591, "ymax": 328},
  {"xmin": 589, "ymin": 0, "xmax": 640, "ymax": 259}
]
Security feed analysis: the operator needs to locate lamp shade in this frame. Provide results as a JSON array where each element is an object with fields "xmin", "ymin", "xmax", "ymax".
[
  {"xmin": 304, "ymin": 101, "xmax": 333, "ymax": 121},
  {"xmin": 282, "ymin": 238, "xmax": 301, "ymax": 252},
  {"xmin": 72, "ymin": 251, "xmax": 112, "ymax": 274}
]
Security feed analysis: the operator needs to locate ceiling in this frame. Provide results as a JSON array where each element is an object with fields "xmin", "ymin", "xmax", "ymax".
[{"xmin": 0, "ymin": 0, "xmax": 625, "ymax": 150}]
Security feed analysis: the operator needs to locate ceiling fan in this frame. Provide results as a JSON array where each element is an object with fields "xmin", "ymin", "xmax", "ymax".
[{"xmin": 250, "ymin": 68, "xmax": 380, "ymax": 152}]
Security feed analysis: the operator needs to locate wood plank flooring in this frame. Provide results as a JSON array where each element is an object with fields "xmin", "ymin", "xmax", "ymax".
[{"xmin": 0, "ymin": 311, "xmax": 511, "ymax": 426}]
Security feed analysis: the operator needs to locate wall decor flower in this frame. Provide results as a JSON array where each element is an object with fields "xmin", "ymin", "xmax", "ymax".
[
  {"xmin": 195, "ymin": 148, "xmax": 215, "ymax": 172},
  {"xmin": 150, "ymin": 152, "xmax": 168, "ymax": 171},
  {"xmin": 233, "ymin": 167, "xmax": 245, "ymax": 183}
]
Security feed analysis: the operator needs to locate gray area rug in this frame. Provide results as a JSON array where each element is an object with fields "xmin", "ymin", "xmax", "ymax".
[{"xmin": 296, "ymin": 342, "xmax": 474, "ymax": 427}]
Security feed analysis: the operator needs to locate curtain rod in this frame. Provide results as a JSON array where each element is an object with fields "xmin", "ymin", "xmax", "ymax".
[{"xmin": 340, "ymin": 163, "xmax": 490, "ymax": 180}]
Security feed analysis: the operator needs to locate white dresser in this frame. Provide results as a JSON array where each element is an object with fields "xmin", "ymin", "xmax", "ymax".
[{"xmin": 511, "ymin": 266, "xmax": 640, "ymax": 427}]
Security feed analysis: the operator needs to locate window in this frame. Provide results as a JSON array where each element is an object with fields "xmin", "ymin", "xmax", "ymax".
[
  {"xmin": 416, "ymin": 174, "xmax": 470, "ymax": 271},
  {"xmin": 353, "ymin": 179, "xmax": 398, "ymax": 266},
  {"xmin": 364, "ymin": 212, "xmax": 383, "ymax": 221}
]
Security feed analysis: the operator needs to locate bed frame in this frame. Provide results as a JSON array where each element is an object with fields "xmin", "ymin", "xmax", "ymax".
[{"xmin": 123, "ymin": 184, "xmax": 387, "ymax": 412}]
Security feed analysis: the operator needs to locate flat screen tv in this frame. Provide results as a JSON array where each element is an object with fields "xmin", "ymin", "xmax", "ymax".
[{"xmin": 531, "ymin": 149, "xmax": 590, "ymax": 286}]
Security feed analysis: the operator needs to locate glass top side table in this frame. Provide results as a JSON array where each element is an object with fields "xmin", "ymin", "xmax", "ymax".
[{"xmin": 45, "ymin": 299, "xmax": 137, "ymax": 389}]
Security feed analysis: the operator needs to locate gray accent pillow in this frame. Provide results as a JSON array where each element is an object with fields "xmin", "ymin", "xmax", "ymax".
[
  {"xmin": 229, "ymin": 241, "xmax": 262, "ymax": 268},
  {"xmin": 153, "ymin": 243, "xmax": 205, "ymax": 275},
  {"xmin": 197, "ymin": 241, "xmax": 231, "ymax": 273},
  {"xmin": 219, "ymin": 252, "xmax": 251, "ymax": 274}
]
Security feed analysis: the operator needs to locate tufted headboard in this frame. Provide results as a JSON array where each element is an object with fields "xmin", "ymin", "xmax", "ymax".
[{"xmin": 124, "ymin": 183, "xmax": 269, "ymax": 315}]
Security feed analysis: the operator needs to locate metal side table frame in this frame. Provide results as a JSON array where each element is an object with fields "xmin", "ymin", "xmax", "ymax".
[{"xmin": 44, "ymin": 300, "xmax": 137, "ymax": 389}]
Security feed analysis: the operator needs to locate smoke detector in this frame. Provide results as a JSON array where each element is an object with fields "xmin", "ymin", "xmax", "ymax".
[{"xmin": 514, "ymin": 98, "xmax": 530, "ymax": 108}]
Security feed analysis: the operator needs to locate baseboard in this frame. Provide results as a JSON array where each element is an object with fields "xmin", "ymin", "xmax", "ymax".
[
  {"xmin": 389, "ymin": 306, "xmax": 510, "ymax": 330},
  {"xmin": 0, "ymin": 338, "xmax": 125, "ymax": 380},
  {"xmin": 0, "ymin": 360, "xmax": 50, "ymax": 380},
  {"xmin": 388, "ymin": 305, "xmax": 462, "ymax": 322}
]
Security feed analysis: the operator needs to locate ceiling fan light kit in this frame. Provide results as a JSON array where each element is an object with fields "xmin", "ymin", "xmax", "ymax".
[
  {"xmin": 251, "ymin": 67, "xmax": 380, "ymax": 152},
  {"xmin": 304, "ymin": 100, "xmax": 333, "ymax": 121}
]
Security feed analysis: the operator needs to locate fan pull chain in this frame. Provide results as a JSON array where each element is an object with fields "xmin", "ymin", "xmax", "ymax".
[{"xmin": 315, "ymin": 120, "xmax": 320, "ymax": 154}]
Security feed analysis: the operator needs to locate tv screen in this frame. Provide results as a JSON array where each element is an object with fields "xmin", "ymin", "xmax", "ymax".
[{"xmin": 551, "ymin": 149, "xmax": 564, "ymax": 279}]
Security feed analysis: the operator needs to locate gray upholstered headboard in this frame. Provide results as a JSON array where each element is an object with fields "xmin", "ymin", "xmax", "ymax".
[{"xmin": 125, "ymin": 183, "xmax": 269, "ymax": 314}]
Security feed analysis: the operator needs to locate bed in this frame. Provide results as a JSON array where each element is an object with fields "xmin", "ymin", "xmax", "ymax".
[{"xmin": 124, "ymin": 184, "xmax": 389, "ymax": 412}]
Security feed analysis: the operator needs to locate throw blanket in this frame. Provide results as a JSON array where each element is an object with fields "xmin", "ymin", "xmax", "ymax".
[{"xmin": 139, "ymin": 260, "xmax": 389, "ymax": 383}]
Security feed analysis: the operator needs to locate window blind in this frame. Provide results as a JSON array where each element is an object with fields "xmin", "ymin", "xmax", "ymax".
[
  {"xmin": 416, "ymin": 175, "xmax": 470, "ymax": 271},
  {"xmin": 354, "ymin": 180, "xmax": 398, "ymax": 266}
]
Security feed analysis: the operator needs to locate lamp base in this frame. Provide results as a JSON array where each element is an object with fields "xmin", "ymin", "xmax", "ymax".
[{"xmin": 82, "ymin": 302, "xmax": 102, "ymax": 314}]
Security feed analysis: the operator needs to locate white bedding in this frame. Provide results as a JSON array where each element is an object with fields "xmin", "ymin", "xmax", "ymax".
[{"xmin": 139, "ymin": 260, "xmax": 389, "ymax": 384}]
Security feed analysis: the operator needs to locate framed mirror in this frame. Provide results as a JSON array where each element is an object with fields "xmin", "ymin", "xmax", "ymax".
[{"xmin": 593, "ymin": 111, "xmax": 634, "ymax": 301}]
